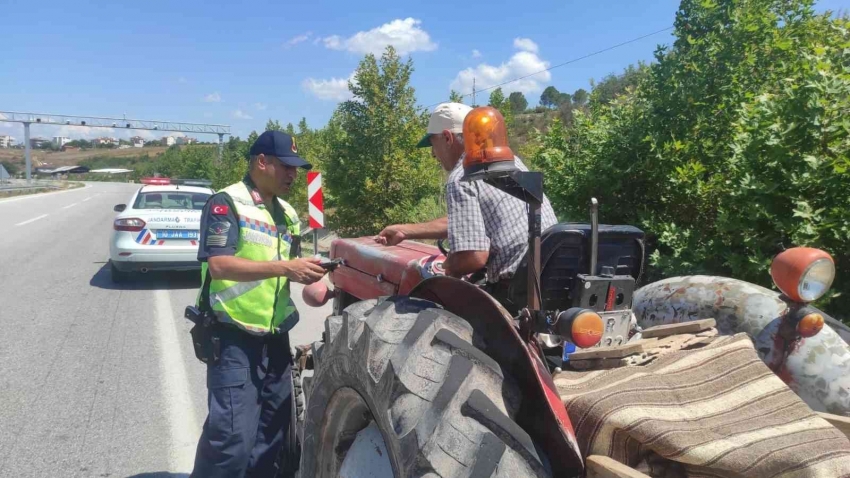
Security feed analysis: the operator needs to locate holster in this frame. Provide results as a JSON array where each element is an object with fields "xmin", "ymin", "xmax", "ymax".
[{"xmin": 185, "ymin": 305, "xmax": 221, "ymax": 364}]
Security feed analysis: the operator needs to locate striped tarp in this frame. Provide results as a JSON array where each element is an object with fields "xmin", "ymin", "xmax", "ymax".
[{"xmin": 554, "ymin": 333, "xmax": 850, "ymax": 477}]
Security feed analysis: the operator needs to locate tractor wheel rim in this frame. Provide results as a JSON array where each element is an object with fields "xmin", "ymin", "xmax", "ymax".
[{"xmin": 317, "ymin": 387, "xmax": 393, "ymax": 478}]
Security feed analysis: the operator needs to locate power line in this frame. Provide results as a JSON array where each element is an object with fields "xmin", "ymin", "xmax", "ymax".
[{"xmin": 426, "ymin": 25, "xmax": 674, "ymax": 109}]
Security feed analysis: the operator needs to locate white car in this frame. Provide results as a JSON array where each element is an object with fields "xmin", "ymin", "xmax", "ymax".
[{"xmin": 109, "ymin": 178, "xmax": 214, "ymax": 282}]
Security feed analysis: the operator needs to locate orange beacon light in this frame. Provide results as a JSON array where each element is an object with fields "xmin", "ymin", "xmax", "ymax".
[{"xmin": 462, "ymin": 106, "xmax": 517, "ymax": 180}]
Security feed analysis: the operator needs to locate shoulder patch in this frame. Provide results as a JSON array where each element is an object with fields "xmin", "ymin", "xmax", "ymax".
[
  {"xmin": 211, "ymin": 205, "xmax": 229, "ymax": 215},
  {"xmin": 208, "ymin": 221, "xmax": 231, "ymax": 235}
]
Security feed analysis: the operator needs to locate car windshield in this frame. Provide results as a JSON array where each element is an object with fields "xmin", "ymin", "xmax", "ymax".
[{"xmin": 133, "ymin": 191, "xmax": 210, "ymax": 210}]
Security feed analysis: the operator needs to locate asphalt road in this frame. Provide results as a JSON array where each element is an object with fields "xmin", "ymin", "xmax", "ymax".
[{"xmin": 0, "ymin": 182, "xmax": 332, "ymax": 478}]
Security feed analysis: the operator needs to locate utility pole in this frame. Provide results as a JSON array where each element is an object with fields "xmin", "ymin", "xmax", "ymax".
[
  {"xmin": 472, "ymin": 78, "xmax": 477, "ymax": 107},
  {"xmin": 218, "ymin": 133, "xmax": 224, "ymax": 162}
]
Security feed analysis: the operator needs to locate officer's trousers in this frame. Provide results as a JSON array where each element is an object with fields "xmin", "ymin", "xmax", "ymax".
[{"xmin": 191, "ymin": 325, "xmax": 293, "ymax": 478}]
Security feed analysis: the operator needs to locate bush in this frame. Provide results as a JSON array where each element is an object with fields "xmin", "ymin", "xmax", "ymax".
[{"xmin": 534, "ymin": 0, "xmax": 850, "ymax": 321}]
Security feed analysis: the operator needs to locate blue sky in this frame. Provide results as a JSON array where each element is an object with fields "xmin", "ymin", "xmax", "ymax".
[{"xmin": 0, "ymin": 0, "xmax": 845, "ymax": 142}]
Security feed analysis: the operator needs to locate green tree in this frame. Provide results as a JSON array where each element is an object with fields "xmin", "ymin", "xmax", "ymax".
[
  {"xmin": 211, "ymin": 136, "xmax": 250, "ymax": 190},
  {"xmin": 324, "ymin": 46, "xmax": 443, "ymax": 237},
  {"xmin": 535, "ymin": 0, "xmax": 850, "ymax": 319},
  {"xmin": 265, "ymin": 119, "xmax": 283, "ymax": 131},
  {"xmin": 571, "ymin": 88, "xmax": 588, "ymax": 106},
  {"xmin": 589, "ymin": 63, "xmax": 649, "ymax": 106},
  {"xmin": 540, "ymin": 86, "xmax": 561, "ymax": 108},
  {"xmin": 508, "ymin": 91, "xmax": 528, "ymax": 113},
  {"xmin": 488, "ymin": 87, "xmax": 513, "ymax": 127},
  {"xmin": 449, "ymin": 90, "xmax": 464, "ymax": 103}
]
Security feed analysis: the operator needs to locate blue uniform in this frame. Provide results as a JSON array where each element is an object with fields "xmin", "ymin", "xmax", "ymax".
[{"xmin": 191, "ymin": 177, "xmax": 297, "ymax": 478}]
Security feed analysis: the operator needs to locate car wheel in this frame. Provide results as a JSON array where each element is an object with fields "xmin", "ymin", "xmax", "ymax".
[{"xmin": 110, "ymin": 262, "xmax": 130, "ymax": 283}]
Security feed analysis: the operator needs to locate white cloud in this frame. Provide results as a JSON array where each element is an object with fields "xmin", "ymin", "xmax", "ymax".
[
  {"xmin": 254, "ymin": 102, "xmax": 268, "ymax": 111},
  {"xmin": 513, "ymin": 37, "xmax": 539, "ymax": 54},
  {"xmin": 450, "ymin": 40, "xmax": 550, "ymax": 96},
  {"xmin": 472, "ymin": 49, "xmax": 482, "ymax": 59},
  {"xmin": 322, "ymin": 18, "xmax": 437, "ymax": 56},
  {"xmin": 232, "ymin": 110, "xmax": 253, "ymax": 120},
  {"xmin": 302, "ymin": 75, "xmax": 354, "ymax": 101},
  {"xmin": 203, "ymin": 92, "xmax": 222, "ymax": 102},
  {"xmin": 284, "ymin": 32, "xmax": 312, "ymax": 48}
]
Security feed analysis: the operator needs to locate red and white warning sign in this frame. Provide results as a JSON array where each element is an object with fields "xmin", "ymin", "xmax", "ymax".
[{"xmin": 307, "ymin": 171, "xmax": 324, "ymax": 229}]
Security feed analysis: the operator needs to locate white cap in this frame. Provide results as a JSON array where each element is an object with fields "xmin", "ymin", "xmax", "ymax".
[{"xmin": 417, "ymin": 102, "xmax": 473, "ymax": 147}]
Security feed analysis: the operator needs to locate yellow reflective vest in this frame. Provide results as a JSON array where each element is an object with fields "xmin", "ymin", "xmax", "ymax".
[{"xmin": 198, "ymin": 180, "xmax": 301, "ymax": 335}]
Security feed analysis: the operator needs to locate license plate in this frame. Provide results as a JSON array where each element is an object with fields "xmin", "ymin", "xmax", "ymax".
[{"xmin": 155, "ymin": 230, "xmax": 199, "ymax": 239}]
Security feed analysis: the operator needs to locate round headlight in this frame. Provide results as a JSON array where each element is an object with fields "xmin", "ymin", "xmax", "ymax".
[
  {"xmin": 798, "ymin": 259, "xmax": 835, "ymax": 302},
  {"xmin": 770, "ymin": 247, "xmax": 835, "ymax": 303}
]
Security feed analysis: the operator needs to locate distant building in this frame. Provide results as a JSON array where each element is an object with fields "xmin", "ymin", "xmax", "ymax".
[
  {"xmin": 161, "ymin": 136, "xmax": 176, "ymax": 146},
  {"xmin": 53, "ymin": 136, "xmax": 71, "ymax": 148},
  {"xmin": 92, "ymin": 137, "xmax": 119, "ymax": 147},
  {"xmin": 176, "ymin": 136, "xmax": 198, "ymax": 145},
  {"xmin": 30, "ymin": 137, "xmax": 50, "ymax": 148},
  {"xmin": 131, "ymin": 136, "xmax": 145, "ymax": 148},
  {"xmin": 0, "ymin": 135, "xmax": 15, "ymax": 148}
]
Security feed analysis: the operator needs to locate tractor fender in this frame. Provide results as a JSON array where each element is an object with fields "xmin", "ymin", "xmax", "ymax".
[
  {"xmin": 633, "ymin": 275, "xmax": 850, "ymax": 416},
  {"xmin": 410, "ymin": 276, "xmax": 584, "ymax": 475}
]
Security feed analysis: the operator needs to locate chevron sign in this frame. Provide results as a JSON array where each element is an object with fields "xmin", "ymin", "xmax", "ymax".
[{"xmin": 307, "ymin": 171, "xmax": 324, "ymax": 228}]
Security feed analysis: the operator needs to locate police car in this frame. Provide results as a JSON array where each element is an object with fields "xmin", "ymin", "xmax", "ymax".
[{"xmin": 109, "ymin": 177, "xmax": 213, "ymax": 282}]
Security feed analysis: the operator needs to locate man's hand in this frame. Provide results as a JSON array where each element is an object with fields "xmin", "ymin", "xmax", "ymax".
[
  {"xmin": 281, "ymin": 257, "xmax": 326, "ymax": 284},
  {"xmin": 374, "ymin": 225, "xmax": 408, "ymax": 246}
]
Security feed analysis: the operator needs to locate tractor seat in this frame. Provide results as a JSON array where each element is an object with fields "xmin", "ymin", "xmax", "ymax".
[{"xmin": 502, "ymin": 223, "xmax": 645, "ymax": 314}]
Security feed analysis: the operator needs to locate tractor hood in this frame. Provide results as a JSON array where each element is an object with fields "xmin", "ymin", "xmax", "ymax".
[{"xmin": 329, "ymin": 237, "xmax": 446, "ymax": 301}]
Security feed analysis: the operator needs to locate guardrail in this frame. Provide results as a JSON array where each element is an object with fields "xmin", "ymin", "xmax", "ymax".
[{"xmin": 0, "ymin": 178, "xmax": 67, "ymax": 190}]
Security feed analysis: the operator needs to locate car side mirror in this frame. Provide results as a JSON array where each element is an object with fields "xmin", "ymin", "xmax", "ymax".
[{"xmin": 114, "ymin": 204, "xmax": 126, "ymax": 212}]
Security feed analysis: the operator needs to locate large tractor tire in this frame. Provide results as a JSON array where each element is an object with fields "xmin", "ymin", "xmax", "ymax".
[{"xmin": 300, "ymin": 296, "xmax": 551, "ymax": 478}]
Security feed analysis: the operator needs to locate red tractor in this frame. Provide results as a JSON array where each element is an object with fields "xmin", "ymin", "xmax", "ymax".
[{"xmin": 289, "ymin": 107, "xmax": 850, "ymax": 477}]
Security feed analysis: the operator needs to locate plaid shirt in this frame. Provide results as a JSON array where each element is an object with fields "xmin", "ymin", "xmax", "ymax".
[{"xmin": 447, "ymin": 156, "xmax": 558, "ymax": 283}]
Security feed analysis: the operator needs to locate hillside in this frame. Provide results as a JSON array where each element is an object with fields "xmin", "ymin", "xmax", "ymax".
[{"xmin": 0, "ymin": 146, "xmax": 169, "ymax": 169}]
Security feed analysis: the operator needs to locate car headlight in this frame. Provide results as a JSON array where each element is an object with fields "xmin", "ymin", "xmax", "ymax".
[{"xmin": 770, "ymin": 247, "xmax": 835, "ymax": 303}]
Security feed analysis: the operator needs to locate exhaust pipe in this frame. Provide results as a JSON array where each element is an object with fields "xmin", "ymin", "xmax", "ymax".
[
  {"xmin": 140, "ymin": 267, "xmax": 149, "ymax": 273},
  {"xmin": 590, "ymin": 198, "xmax": 599, "ymax": 276}
]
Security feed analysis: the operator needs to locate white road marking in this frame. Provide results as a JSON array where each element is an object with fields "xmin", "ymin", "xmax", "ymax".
[
  {"xmin": 154, "ymin": 289, "xmax": 200, "ymax": 472},
  {"xmin": 62, "ymin": 203, "xmax": 78, "ymax": 210},
  {"xmin": 0, "ymin": 184, "xmax": 93, "ymax": 205},
  {"xmin": 15, "ymin": 214, "xmax": 48, "ymax": 226},
  {"xmin": 83, "ymin": 196, "xmax": 94, "ymax": 202}
]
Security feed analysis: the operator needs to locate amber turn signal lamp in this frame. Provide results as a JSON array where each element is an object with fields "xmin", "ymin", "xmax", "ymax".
[
  {"xmin": 556, "ymin": 308, "xmax": 604, "ymax": 348},
  {"xmin": 770, "ymin": 247, "xmax": 835, "ymax": 303},
  {"xmin": 797, "ymin": 312, "xmax": 824, "ymax": 338},
  {"xmin": 462, "ymin": 106, "xmax": 514, "ymax": 174}
]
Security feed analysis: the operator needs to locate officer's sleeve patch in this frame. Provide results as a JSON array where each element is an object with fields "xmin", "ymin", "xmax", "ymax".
[
  {"xmin": 206, "ymin": 221, "xmax": 231, "ymax": 248},
  {"xmin": 208, "ymin": 222, "xmax": 231, "ymax": 235}
]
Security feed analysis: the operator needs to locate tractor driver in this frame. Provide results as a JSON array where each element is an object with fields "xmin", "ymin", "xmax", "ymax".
[{"xmin": 375, "ymin": 102, "xmax": 558, "ymax": 293}]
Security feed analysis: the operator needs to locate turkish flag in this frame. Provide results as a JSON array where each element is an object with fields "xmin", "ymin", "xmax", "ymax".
[{"xmin": 212, "ymin": 205, "xmax": 229, "ymax": 215}]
